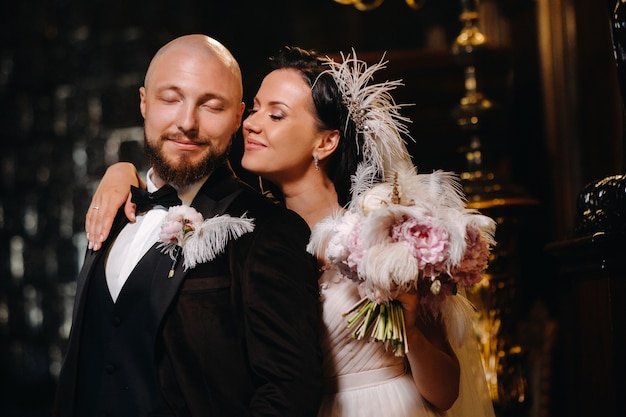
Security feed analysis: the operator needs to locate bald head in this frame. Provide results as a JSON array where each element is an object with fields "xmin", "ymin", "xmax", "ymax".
[
  {"xmin": 144, "ymin": 34, "xmax": 243, "ymax": 101},
  {"xmin": 139, "ymin": 34, "xmax": 246, "ymax": 188}
]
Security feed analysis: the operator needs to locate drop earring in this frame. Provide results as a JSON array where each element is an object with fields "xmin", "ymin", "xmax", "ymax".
[{"xmin": 313, "ymin": 155, "xmax": 320, "ymax": 171}]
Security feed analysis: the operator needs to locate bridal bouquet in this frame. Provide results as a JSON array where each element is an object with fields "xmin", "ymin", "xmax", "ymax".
[{"xmin": 307, "ymin": 168, "xmax": 496, "ymax": 356}]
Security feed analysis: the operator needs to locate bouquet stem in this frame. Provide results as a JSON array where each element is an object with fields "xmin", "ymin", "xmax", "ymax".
[{"xmin": 343, "ymin": 297, "xmax": 408, "ymax": 356}]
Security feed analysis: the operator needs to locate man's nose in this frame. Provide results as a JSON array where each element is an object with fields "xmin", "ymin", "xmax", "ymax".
[{"xmin": 176, "ymin": 103, "xmax": 199, "ymax": 133}]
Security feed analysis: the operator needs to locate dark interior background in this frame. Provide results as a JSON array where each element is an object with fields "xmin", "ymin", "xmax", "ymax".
[{"xmin": 1, "ymin": 0, "xmax": 622, "ymax": 416}]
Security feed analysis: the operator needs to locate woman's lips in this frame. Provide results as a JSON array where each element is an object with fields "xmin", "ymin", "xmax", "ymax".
[{"xmin": 244, "ymin": 137, "xmax": 266, "ymax": 151}]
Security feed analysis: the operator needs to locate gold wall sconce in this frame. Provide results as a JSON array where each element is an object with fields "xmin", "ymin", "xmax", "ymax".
[{"xmin": 332, "ymin": 0, "xmax": 426, "ymax": 11}]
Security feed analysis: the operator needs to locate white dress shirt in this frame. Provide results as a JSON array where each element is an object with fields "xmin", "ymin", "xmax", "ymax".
[{"xmin": 105, "ymin": 169, "xmax": 207, "ymax": 302}]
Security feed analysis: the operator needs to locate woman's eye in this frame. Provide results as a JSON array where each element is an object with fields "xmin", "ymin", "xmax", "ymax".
[{"xmin": 246, "ymin": 106, "xmax": 283, "ymax": 120}]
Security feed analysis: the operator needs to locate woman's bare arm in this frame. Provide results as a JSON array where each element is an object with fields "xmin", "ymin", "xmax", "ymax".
[
  {"xmin": 86, "ymin": 162, "xmax": 143, "ymax": 250},
  {"xmin": 396, "ymin": 292, "xmax": 461, "ymax": 411}
]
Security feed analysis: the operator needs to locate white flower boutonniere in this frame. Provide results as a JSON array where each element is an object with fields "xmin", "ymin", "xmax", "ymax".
[{"xmin": 158, "ymin": 205, "xmax": 255, "ymax": 277}]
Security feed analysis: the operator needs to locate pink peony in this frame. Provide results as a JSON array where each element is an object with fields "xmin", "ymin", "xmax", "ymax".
[
  {"xmin": 165, "ymin": 205, "xmax": 203, "ymax": 225},
  {"xmin": 158, "ymin": 205, "xmax": 203, "ymax": 246},
  {"xmin": 391, "ymin": 216, "xmax": 450, "ymax": 269},
  {"xmin": 326, "ymin": 212, "xmax": 361, "ymax": 263},
  {"xmin": 345, "ymin": 218, "xmax": 364, "ymax": 270},
  {"xmin": 159, "ymin": 220, "xmax": 184, "ymax": 243},
  {"xmin": 451, "ymin": 226, "xmax": 491, "ymax": 287}
]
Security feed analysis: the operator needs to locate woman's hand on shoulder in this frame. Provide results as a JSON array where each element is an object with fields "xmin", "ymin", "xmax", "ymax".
[{"xmin": 86, "ymin": 162, "xmax": 143, "ymax": 250}]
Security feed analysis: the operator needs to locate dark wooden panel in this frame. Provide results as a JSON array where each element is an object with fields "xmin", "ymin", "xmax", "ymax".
[{"xmin": 547, "ymin": 232, "xmax": 626, "ymax": 417}]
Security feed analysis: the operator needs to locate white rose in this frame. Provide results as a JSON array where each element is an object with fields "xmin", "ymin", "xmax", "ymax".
[{"xmin": 359, "ymin": 183, "xmax": 394, "ymax": 215}]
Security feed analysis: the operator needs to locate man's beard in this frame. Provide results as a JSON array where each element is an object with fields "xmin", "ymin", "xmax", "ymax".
[{"xmin": 144, "ymin": 134, "xmax": 230, "ymax": 188}]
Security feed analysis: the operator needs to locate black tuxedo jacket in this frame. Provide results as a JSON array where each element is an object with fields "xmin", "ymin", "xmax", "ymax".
[{"xmin": 53, "ymin": 163, "xmax": 323, "ymax": 417}]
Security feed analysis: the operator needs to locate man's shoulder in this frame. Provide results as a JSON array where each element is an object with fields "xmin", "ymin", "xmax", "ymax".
[
  {"xmin": 234, "ymin": 183, "xmax": 289, "ymax": 214},
  {"xmin": 232, "ymin": 183, "xmax": 306, "ymax": 228}
]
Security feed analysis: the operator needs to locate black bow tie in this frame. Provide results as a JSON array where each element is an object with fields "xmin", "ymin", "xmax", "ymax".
[{"xmin": 131, "ymin": 184, "xmax": 182, "ymax": 212}]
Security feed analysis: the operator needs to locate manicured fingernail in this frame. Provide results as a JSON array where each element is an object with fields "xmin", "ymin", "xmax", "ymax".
[{"xmin": 88, "ymin": 241, "xmax": 93, "ymax": 250}]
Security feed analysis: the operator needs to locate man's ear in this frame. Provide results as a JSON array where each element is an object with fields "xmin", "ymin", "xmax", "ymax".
[
  {"xmin": 139, "ymin": 86, "xmax": 147, "ymax": 119},
  {"xmin": 315, "ymin": 129, "xmax": 340, "ymax": 161},
  {"xmin": 234, "ymin": 101, "xmax": 245, "ymax": 134}
]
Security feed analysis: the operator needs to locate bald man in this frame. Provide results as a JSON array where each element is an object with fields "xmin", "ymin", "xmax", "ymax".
[{"xmin": 53, "ymin": 34, "xmax": 323, "ymax": 417}]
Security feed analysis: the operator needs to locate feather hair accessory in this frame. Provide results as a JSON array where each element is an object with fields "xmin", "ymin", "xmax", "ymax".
[{"xmin": 322, "ymin": 50, "xmax": 414, "ymax": 185}]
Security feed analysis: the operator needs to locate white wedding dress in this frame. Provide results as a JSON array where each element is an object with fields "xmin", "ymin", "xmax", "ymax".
[{"xmin": 316, "ymin": 266, "xmax": 496, "ymax": 417}]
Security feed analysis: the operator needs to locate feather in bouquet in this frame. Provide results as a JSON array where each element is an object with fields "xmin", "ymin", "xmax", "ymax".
[{"xmin": 307, "ymin": 166, "xmax": 496, "ymax": 356}]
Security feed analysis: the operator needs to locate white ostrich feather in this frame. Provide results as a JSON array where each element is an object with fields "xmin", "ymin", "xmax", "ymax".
[
  {"xmin": 467, "ymin": 211, "xmax": 497, "ymax": 245},
  {"xmin": 359, "ymin": 242, "xmax": 420, "ymax": 301},
  {"xmin": 358, "ymin": 204, "xmax": 424, "ymax": 246},
  {"xmin": 401, "ymin": 170, "xmax": 467, "ymax": 209},
  {"xmin": 349, "ymin": 162, "xmax": 379, "ymax": 207},
  {"xmin": 306, "ymin": 210, "xmax": 346, "ymax": 259},
  {"xmin": 182, "ymin": 214, "xmax": 255, "ymax": 270}
]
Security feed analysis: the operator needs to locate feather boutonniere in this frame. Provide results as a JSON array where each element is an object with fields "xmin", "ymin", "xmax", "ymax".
[{"xmin": 158, "ymin": 205, "xmax": 255, "ymax": 277}]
